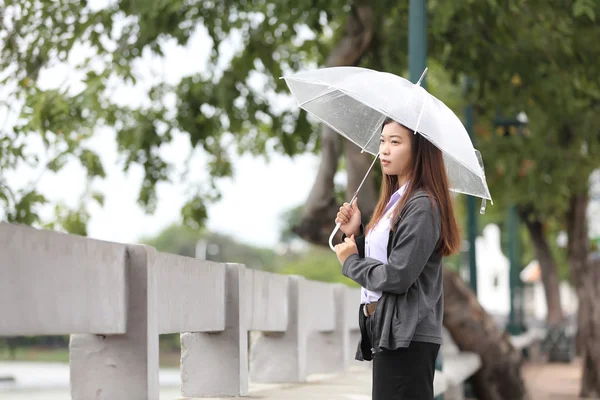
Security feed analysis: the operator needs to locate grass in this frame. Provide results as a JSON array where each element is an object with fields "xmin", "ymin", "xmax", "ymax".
[
  {"xmin": 0, "ymin": 346, "xmax": 182, "ymax": 368},
  {"xmin": 0, "ymin": 347, "xmax": 70, "ymax": 363}
]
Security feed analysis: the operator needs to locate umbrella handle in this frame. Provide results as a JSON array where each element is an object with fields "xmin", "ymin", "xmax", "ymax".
[
  {"xmin": 329, "ymin": 194, "xmax": 359, "ymax": 253},
  {"xmin": 329, "ymin": 153, "xmax": 380, "ymax": 252},
  {"xmin": 328, "ymin": 222, "xmax": 342, "ymax": 251}
]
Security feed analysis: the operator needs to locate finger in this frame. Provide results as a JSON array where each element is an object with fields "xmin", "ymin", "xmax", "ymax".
[
  {"xmin": 352, "ymin": 198, "xmax": 359, "ymax": 211},
  {"xmin": 343, "ymin": 202, "xmax": 353, "ymax": 215},
  {"xmin": 340, "ymin": 204, "xmax": 352, "ymax": 219},
  {"xmin": 344, "ymin": 237, "xmax": 355, "ymax": 244},
  {"xmin": 336, "ymin": 212, "xmax": 348, "ymax": 224},
  {"xmin": 337, "ymin": 208, "xmax": 349, "ymax": 220}
]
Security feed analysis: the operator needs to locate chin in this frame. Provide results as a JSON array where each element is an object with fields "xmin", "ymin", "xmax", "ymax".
[{"xmin": 382, "ymin": 166, "xmax": 400, "ymax": 176}]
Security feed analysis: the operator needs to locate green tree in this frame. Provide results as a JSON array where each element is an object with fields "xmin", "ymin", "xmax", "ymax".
[
  {"xmin": 0, "ymin": 0, "xmax": 316, "ymax": 232},
  {"xmin": 139, "ymin": 223, "xmax": 283, "ymax": 271}
]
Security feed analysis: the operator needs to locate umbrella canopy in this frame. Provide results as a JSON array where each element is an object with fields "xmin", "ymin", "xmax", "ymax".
[{"xmin": 283, "ymin": 66, "xmax": 492, "ymax": 201}]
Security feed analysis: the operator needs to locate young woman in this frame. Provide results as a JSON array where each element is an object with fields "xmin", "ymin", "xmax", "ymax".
[{"xmin": 334, "ymin": 118, "xmax": 461, "ymax": 400}]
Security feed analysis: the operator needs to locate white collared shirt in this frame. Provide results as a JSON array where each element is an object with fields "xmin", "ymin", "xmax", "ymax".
[{"xmin": 361, "ymin": 182, "xmax": 409, "ymax": 304}]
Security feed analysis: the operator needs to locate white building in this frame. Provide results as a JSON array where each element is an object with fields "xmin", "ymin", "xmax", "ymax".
[
  {"xmin": 473, "ymin": 224, "xmax": 578, "ymax": 322},
  {"xmin": 474, "ymin": 224, "xmax": 510, "ymax": 316}
]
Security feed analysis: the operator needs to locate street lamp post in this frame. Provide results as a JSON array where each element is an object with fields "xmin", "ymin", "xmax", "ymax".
[
  {"xmin": 464, "ymin": 78, "xmax": 478, "ymax": 296},
  {"xmin": 409, "ymin": 0, "xmax": 427, "ymax": 85},
  {"xmin": 506, "ymin": 204, "xmax": 525, "ymax": 335},
  {"xmin": 494, "ymin": 112, "xmax": 528, "ymax": 335}
]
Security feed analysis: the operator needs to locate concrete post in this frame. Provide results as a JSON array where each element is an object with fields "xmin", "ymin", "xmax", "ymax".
[
  {"xmin": 336, "ymin": 284, "xmax": 351, "ymax": 369},
  {"xmin": 250, "ymin": 275, "xmax": 307, "ymax": 383},
  {"xmin": 180, "ymin": 263, "xmax": 248, "ymax": 397},
  {"xmin": 306, "ymin": 284, "xmax": 349, "ymax": 375},
  {"xmin": 69, "ymin": 244, "xmax": 159, "ymax": 400}
]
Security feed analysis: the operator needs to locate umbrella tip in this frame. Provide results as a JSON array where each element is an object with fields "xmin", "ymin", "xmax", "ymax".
[{"xmin": 416, "ymin": 67, "xmax": 428, "ymax": 86}]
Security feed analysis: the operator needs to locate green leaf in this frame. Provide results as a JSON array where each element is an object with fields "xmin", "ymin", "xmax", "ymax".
[
  {"xmin": 78, "ymin": 149, "xmax": 106, "ymax": 179},
  {"xmin": 47, "ymin": 154, "xmax": 68, "ymax": 172},
  {"xmin": 181, "ymin": 195, "xmax": 208, "ymax": 231},
  {"xmin": 573, "ymin": 0, "xmax": 596, "ymax": 21},
  {"xmin": 92, "ymin": 192, "xmax": 105, "ymax": 206}
]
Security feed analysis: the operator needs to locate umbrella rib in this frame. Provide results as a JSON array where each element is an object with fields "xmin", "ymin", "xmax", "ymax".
[
  {"xmin": 416, "ymin": 67, "xmax": 428, "ymax": 86},
  {"xmin": 360, "ymin": 115, "xmax": 386, "ymax": 154},
  {"xmin": 297, "ymin": 87, "xmax": 338, "ymax": 107},
  {"xmin": 298, "ymin": 109, "xmax": 377, "ymax": 156},
  {"xmin": 412, "ymin": 89, "xmax": 428, "ymax": 135}
]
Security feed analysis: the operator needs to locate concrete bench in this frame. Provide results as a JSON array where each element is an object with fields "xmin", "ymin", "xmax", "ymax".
[
  {"xmin": 443, "ymin": 353, "xmax": 481, "ymax": 385},
  {"xmin": 510, "ymin": 328, "xmax": 546, "ymax": 349},
  {"xmin": 433, "ymin": 370, "xmax": 448, "ymax": 397},
  {"xmin": 511, "ymin": 328, "xmax": 546, "ymax": 361},
  {"xmin": 442, "ymin": 352, "xmax": 481, "ymax": 398},
  {"xmin": 438, "ymin": 329, "xmax": 482, "ymax": 400}
]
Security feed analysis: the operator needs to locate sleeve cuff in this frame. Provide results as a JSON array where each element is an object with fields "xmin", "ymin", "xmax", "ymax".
[
  {"xmin": 341, "ymin": 224, "xmax": 365, "ymax": 241},
  {"xmin": 342, "ymin": 253, "xmax": 360, "ymax": 276}
]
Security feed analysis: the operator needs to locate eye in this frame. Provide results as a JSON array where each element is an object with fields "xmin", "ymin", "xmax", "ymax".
[
  {"xmin": 379, "ymin": 138, "xmax": 385, "ymax": 143},
  {"xmin": 391, "ymin": 140, "xmax": 399, "ymax": 144}
]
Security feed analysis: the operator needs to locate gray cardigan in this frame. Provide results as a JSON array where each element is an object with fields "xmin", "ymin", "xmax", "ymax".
[{"xmin": 342, "ymin": 190, "xmax": 444, "ymax": 360}]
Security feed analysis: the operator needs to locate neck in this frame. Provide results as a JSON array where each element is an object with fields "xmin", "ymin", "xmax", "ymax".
[{"xmin": 397, "ymin": 174, "xmax": 409, "ymax": 189}]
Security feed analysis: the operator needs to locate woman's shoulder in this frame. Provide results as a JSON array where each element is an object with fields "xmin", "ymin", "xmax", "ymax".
[
  {"xmin": 406, "ymin": 189, "xmax": 438, "ymax": 212},
  {"xmin": 404, "ymin": 190, "xmax": 439, "ymax": 215}
]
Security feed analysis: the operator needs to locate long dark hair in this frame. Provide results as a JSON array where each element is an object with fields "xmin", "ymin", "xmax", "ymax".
[{"xmin": 366, "ymin": 118, "xmax": 461, "ymax": 256}]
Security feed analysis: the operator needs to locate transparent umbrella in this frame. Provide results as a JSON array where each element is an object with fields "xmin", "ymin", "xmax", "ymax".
[{"xmin": 282, "ymin": 66, "xmax": 492, "ymax": 250}]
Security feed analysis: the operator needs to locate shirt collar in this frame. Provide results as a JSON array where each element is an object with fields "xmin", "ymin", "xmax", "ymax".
[{"xmin": 385, "ymin": 181, "xmax": 409, "ymax": 213}]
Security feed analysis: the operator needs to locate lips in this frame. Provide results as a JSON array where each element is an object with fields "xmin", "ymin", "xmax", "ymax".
[{"xmin": 381, "ymin": 160, "xmax": 391, "ymax": 165}]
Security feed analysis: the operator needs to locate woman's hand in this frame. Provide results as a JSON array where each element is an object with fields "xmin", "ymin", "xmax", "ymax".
[
  {"xmin": 334, "ymin": 235, "xmax": 358, "ymax": 265},
  {"xmin": 336, "ymin": 198, "xmax": 361, "ymax": 236}
]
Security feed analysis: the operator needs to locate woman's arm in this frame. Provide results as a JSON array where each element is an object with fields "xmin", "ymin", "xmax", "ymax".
[{"xmin": 341, "ymin": 201, "xmax": 440, "ymax": 294}]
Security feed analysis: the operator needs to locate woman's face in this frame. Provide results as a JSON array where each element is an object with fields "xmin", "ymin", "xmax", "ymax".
[{"xmin": 379, "ymin": 122, "xmax": 414, "ymax": 178}]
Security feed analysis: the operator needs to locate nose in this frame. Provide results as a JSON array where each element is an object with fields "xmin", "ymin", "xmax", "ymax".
[{"xmin": 379, "ymin": 142, "xmax": 390, "ymax": 156}]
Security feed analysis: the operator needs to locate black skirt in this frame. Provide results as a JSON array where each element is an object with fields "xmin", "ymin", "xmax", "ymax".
[{"xmin": 360, "ymin": 305, "xmax": 440, "ymax": 400}]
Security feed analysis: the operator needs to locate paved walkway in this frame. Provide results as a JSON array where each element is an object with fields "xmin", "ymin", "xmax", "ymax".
[
  {"xmin": 1, "ymin": 359, "xmax": 586, "ymax": 399},
  {"xmin": 523, "ymin": 358, "xmax": 583, "ymax": 400},
  {"xmin": 1, "ymin": 361, "xmax": 376, "ymax": 400}
]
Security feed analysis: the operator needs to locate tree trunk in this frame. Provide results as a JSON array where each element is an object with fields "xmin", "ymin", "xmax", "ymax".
[
  {"xmin": 292, "ymin": 2, "xmax": 375, "ymax": 245},
  {"xmin": 342, "ymin": 137, "xmax": 378, "ymax": 219},
  {"xmin": 518, "ymin": 208, "xmax": 564, "ymax": 325},
  {"xmin": 566, "ymin": 193, "xmax": 600, "ymax": 398},
  {"xmin": 443, "ymin": 267, "xmax": 529, "ymax": 400}
]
